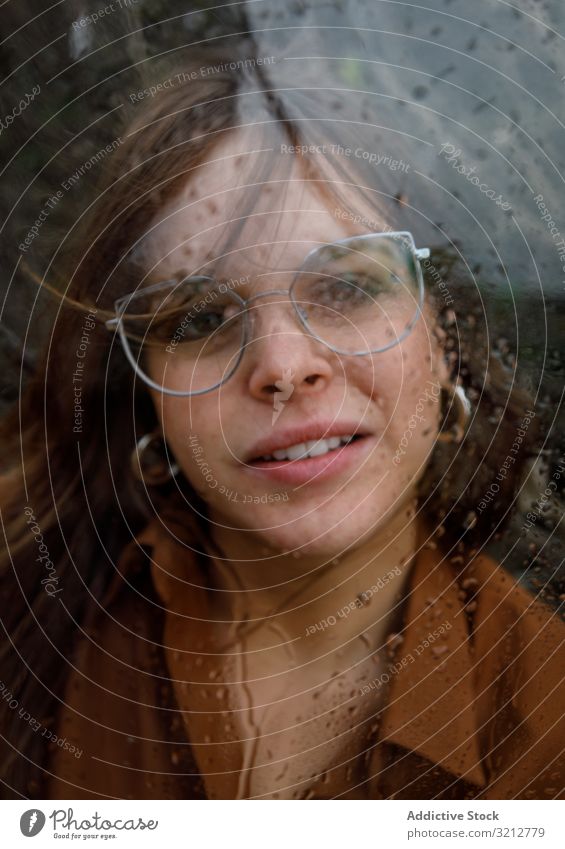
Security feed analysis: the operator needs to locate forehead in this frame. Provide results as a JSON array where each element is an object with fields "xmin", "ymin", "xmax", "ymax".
[{"xmin": 133, "ymin": 127, "xmax": 389, "ymax": 285}]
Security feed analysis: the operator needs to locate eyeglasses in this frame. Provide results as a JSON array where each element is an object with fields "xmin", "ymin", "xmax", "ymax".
[{"xmin": 105, "ymin": 231, "xmax": 430, "ymax": 397}]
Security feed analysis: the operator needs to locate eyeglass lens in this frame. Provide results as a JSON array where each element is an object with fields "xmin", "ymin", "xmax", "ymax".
[{"xmin": 118, "ymin": 235, "xmax": 422, "ymax": 395}]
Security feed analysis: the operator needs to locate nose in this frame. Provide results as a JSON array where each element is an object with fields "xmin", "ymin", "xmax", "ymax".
[{"xmin": 242, "ymin": 291, "xmax": 337, "ymax": 402}]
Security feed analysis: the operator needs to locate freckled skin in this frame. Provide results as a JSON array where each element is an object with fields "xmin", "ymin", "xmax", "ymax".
[{"xmin": 142, "ymin": 128, "xmax": 449, "ymax": 559}]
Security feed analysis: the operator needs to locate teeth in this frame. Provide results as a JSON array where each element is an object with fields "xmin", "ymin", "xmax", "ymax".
[
  {"xmin": 305, "ymin": 439, "xmax": 330, "ymax": 458},
  {"xmin": 287, "ymin": 442, "xmax": 307, "ymax": 461},
  {"xmin": 258, "ymin": 435, "xmax": 359, "ymax": 462}
]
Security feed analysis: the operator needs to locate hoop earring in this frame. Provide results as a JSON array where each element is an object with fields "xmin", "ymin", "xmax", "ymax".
[
  {"xmin": 131, "ymin": 430, "xmax": 180, "ymax": 485},
  {"xmin": 438, "ymin": 384, "xmax": 471, "ymax": 444}
]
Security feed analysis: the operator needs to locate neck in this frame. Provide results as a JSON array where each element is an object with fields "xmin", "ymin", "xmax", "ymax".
[{"xmin": 206, "ymin": 501, "xmax": 420, "ymax": 647}]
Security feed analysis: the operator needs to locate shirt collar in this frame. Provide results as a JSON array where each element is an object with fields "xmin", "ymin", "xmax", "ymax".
[
  {"xmin": 377, "ymin": 531, "xmax": 487, "ymax": 787},
  {"xmin": 119, "ymin": 513, "xmax": 488, "ymax": 788}
]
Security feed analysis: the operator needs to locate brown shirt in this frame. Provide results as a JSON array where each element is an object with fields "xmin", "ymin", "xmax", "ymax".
[{"xmin": 47, "ymin": 517, "xmax": 565, "ymax": 799}]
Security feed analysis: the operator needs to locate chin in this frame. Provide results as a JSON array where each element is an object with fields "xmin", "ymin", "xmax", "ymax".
[
  {"xmin": 222, "ymin": 498, "xmax": 389, "ymax": 559},
  {"xmin": 274, "ymin": 524, "xmax": 381, "ymax": 560}
]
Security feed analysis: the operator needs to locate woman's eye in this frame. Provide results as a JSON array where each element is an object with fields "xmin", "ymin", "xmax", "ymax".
[
  {"xmin": 156, "ymin": 307, "xmax": 230, "ymax": 341},
  {"xmin": 312, "ymin": 275, "xmax": 389, "ymax": 307},
  {"xmin": 312, "ymin": 278, "xmax": 353, "ymax": 302},
  {"xmin": 344, "ymin": 272, "xmax": 397, "ymax": 296},
  {"xmin": 189, "ymin": 309, "xmax": 225, "ymax": 336}
]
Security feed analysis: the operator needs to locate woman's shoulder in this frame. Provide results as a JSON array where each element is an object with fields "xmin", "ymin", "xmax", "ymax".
[
  {"xmin": 413, "ymin": 520, "xmax": 563, "ymax": 630},
  {"xmin": 377, "ymin": 535, "xmax": 565, "ymax": 799},
  {"xmin": 457, "ymin": 545, "xmax": 563, "ymax": 635},
  {"xmin": 46, "ymin": 528, "xmax": 205, "ymax": 799}
]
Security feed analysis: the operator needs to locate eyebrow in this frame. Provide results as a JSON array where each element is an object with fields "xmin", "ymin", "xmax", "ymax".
[{"xmin": 142, "ymin": 268, "xmax": 253, "ymax": 300}]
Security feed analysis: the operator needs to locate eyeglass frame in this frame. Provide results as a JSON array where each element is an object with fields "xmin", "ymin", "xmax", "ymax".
[{"xmin": 105, "ymin": 230, "xmax": 430, "ymax": 397}]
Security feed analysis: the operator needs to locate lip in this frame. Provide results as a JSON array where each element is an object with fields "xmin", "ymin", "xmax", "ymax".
[
  {"xmin": 242, "ymin": 421, "xmax": 374, "ymax": 486},
  {"xmin": 244, "ymin": 420, "xmax": 372, "ymax": 463}
]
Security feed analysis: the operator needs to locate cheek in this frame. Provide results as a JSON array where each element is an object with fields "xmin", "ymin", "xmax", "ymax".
[
  {"xmin": 151, "ymin": 398, "xmax": 187, "ymax": 471},
  {"xmin": 349, "ymin": 333, "xmax": 442, "ymax": 459},
  {"xmin": 383, "ymin": 342, "xmax": 443, "ymax": 471},
  {"xmin": 152, "ymin": 394, "xmax": 220, "ymax": 479},
  {"xmin": 343, "ymin": 332, "xmax": 437, "ymax": 407}
]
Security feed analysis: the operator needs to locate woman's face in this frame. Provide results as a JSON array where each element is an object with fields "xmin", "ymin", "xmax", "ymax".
[{"xmin": 138, "ymin": 131, "xmax": 448, "ymax": 556}]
